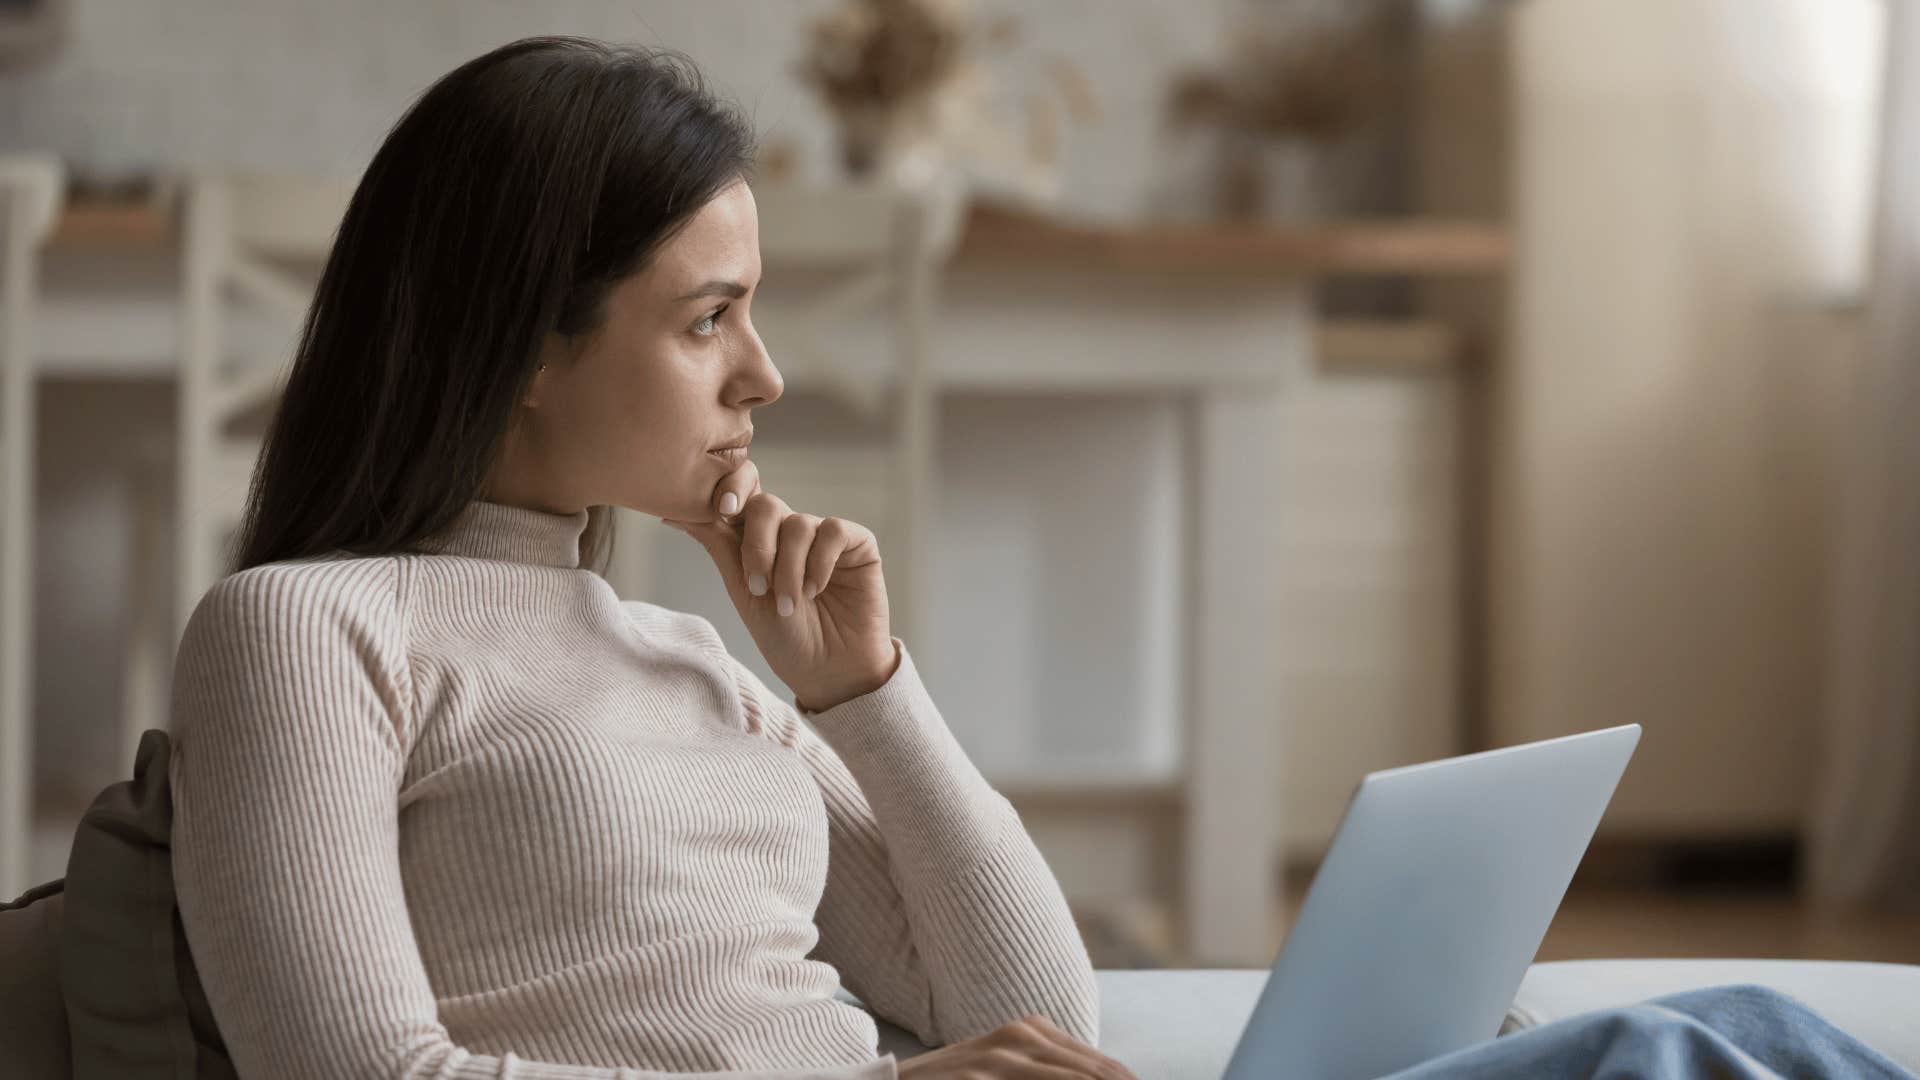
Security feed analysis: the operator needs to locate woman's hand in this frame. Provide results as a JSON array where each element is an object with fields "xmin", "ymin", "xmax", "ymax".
[
  {"xmin": 898, "ymin": 1015, "xmax": 1138, "ymax": 1080},
  {"xmin": 662, "ymin": 458, "xmax": 898, "ymax": 712}
]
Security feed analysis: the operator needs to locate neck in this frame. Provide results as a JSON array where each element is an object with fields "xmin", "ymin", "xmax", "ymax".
[{"xmin": 422, "ymin": 498, "xmax": 592, "ymax": 570}]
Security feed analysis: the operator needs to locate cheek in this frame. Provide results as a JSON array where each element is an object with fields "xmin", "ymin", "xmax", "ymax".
[
  {"xmin": 609, "ymin": 386, "xmax": 702, "ymax": 468},
  {"xmin": 581, "ymin": 344, "xmax": 719, "ymax": 466}
]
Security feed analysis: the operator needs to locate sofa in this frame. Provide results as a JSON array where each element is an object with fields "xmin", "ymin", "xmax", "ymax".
[
  {"xmin": 8, "ymin": 860, "xmax": 1920, "ymax": 1078},
  {"xmin": 7, "ymin": 874, "xmax": 1915, "ymax": 1080},
  {"xmin": 7, "ymin": 729, "xmax": 1918, "ymax": 1077}
]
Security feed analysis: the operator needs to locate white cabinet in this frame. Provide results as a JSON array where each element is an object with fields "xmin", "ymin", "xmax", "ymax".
[{"xmin": 1275, "ymin": 371, "xmax": 1464, "ymax": 858}]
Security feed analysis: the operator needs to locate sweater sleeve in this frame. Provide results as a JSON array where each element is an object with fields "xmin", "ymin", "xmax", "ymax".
[
  {"xmin": 169, "ymin": 562, "xmax": 897, "ymax": 1080},
  {"xmin": 718, "ymin": 636, "xmax": 1100, "ymax": 1049}
]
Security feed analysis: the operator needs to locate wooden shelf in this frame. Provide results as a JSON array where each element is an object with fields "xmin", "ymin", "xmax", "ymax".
[
  {"xmin": 954, "ymin": 201, "xmax": 1511, "ymax": 276},
  {"xmin": 49, "ymin": 199, "xmax": 172, "ymax": 249},
  {"xmin": 48, "ymin": 194, "xmax": 1510, "ymax": 278}
]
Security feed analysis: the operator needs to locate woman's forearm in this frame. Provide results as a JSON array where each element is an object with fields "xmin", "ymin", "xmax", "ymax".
[{"xmin": 800, "ymin": 642, "xmax": 1101, "ymax": 1045}]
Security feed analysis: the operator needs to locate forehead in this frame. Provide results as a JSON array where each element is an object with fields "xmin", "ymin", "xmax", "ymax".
[{"xmin": 643, "ymin": 180, "xmax": 760, "ymax": 294}]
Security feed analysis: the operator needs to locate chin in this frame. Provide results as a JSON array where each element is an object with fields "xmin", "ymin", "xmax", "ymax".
[{"xmin": 652, "ymin": 496, "xmax": 725, "ymax": 526}]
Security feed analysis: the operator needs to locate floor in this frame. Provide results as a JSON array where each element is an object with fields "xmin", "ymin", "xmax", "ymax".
[
  {"xmin": 1072, "ymin": 883, "xmax": 1920, "ymax": 970},
  {"xmin": 1531, "ymin": 886, "xmax": 1920, "ymax": 965}
]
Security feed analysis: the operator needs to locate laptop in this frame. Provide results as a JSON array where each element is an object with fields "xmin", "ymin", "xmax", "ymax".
[{"xmin": 1221, "ymin": 723, "xmax": 1642, "ymax": 1080}]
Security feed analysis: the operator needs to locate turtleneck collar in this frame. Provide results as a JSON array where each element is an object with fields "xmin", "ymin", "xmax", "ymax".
[{"xmin": 423, "ymin": 498, "xmax": 591, "ymax": 570}]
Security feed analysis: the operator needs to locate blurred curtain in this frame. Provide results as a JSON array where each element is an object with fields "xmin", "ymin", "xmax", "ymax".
[{"xmin": 1807, "ymin": 0, "xmax": 1920, "ymax": 910}]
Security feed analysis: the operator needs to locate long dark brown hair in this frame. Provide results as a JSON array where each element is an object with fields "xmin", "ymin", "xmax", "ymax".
[{"xmin": 229, "ymin": 36, "xmax": 756, "ymax": 578}]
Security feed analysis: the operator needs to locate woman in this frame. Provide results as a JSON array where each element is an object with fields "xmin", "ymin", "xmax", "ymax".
[{"xmin": 170, "ymin": 36, "xmax": 1134, "ymax": 1080}]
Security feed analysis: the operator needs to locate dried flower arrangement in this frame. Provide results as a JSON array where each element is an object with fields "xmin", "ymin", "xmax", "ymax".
[
  {"xmin": 795, "ymin": 0, "xmax": 1096, "ymax": 200},
  {"xmin": 1163, "ymin": 11, "xmax": 1401, "ymax": 219},
  {"xmin": 1169, "ymin": 20, "xmax": 1392, "ymax": 144}
]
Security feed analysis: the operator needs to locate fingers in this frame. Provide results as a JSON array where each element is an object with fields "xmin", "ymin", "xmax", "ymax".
[
  {"xmin": 703, "ymin": 477, "xmax": 879, "ymax": 619},
  {"xmin": 1019, "ymin": 1015, "xmax": 1138, "ymax": 1080},
  {"xmin": 736, "ymin": 491, "xmax": 789, "ymax": 602},
  {"xmin": 979, "ymin": 1055, "xmax": 1083, "ymax": 1080},
  {"xmin": 898, "ymin": 1015, "xmax": 1134, "ymax": 1080},
  {"xmin": 802, "ymin": 517, "xmax": 861, "ymax": 602},
  {"xmin": 771, "ymin": 512, "xmax": 819, "ymax": 616}
]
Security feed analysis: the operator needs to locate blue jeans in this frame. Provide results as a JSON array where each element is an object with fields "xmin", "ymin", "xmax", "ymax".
[{"xmin": 1382, "ymin": 984, "xmax": 1912, "ymax": 1080}]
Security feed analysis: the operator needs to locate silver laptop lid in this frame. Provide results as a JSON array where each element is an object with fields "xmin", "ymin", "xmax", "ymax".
[{"xmin": 1222, "ymin": 724, "xmax": 1641, "ymax": 1080}]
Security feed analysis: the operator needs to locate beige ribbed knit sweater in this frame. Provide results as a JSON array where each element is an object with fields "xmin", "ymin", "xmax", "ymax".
[{"xmin": 168, "ymin": 498, "xmax": 1098, "ymax": 1079}]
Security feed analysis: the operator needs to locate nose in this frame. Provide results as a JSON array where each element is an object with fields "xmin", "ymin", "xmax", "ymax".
[{"xmin": 730, "ymin": 321, "xmax": 783, "ymax": 408}]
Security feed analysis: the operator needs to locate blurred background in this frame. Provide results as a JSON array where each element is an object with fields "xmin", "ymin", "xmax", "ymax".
[{"xmin": 2, "ymin": 0, "xmax": 1917, "ymax": 971}]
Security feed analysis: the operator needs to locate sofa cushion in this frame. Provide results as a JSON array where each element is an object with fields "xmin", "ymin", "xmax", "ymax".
[
  {"xmin": 0, "ymin": 877, "xmax": 72, "ymax": 1078},
  {"xmin": 1506, "ymin": 959, "xmax": 1920, "ymax": 1073},
  {"xmin": 850, "ymin": 964, "xmax": 1920, "ymax": 1077},
  {"xmin": 60, "ymin": 728, "xmax": 233, "ymax": 1079},
  {"xmin": 846, "ymin": 969, "xmax": 1271, "ymax": 1075}
]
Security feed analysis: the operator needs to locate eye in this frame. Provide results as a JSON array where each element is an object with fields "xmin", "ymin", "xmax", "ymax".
[{"xmin": 694, "ymin": 303, "xmax": 730, "ymax": 337}]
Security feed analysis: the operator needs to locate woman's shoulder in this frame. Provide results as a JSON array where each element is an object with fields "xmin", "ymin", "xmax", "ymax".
[
  {"xmin": 211, "ymin": 550, "xmax": 404, "ymax": 600},
  {"xmin": 186, "ymin": 553, "xmax": 409, "ymax": 653},
  {"xmin": 172, "ymin": 554, "xmax": 416, "ymax": 750}
]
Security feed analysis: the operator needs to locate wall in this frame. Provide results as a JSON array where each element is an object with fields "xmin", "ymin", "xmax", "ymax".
[
  {"xmin": 0, "ymin": 0, "xmax": 1227, "ymax": 222},
  {"xmin": 1496, "ymin": 0, "xmax": 1883, "ymax": 833}
]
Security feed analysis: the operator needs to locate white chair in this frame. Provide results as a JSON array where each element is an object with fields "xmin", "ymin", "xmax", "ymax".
[
  {"xmin": 0, "ymin": 153, "xmax": 64, "ymax": 900},
  {"xmin": 110, "ymin": 175, "xmax": 354, "ymax": 756},
  {"xmin": 604, "ymin": 180, "xmax": 964, "ymax": 651},
  {"xmin": 172, "ymin": 174, "xmax": 354, "ymax": 644}
]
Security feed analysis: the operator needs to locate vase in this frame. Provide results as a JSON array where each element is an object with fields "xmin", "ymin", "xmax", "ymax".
[{"xmin": 835, "ymin": 101, "xmax": 945, "ymax": 189}]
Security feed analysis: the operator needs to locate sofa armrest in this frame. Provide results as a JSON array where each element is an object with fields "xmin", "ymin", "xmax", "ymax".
[{"xmin": 1506, "ymin": 959, "xmax": 1920, "ymax": 1073}]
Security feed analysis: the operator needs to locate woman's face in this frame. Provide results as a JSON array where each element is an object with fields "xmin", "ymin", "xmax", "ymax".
[{"xmin": 488, "ymin": 179, "xmax": 780, "ymax": 521}]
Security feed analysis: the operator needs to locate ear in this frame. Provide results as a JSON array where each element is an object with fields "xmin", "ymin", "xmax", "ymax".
[
  {"xmin": 525, "ymin": 332, "xmax": 571, "ymax": 407},
  {"xmin": 524, "ymin": 361, "xmax": 548, "ymax": 408}
]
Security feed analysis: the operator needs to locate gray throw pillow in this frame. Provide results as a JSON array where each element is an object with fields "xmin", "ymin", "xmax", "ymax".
[{"xmin": 60, "ymin": 728, "xmax": 234, "ymax": 1079}]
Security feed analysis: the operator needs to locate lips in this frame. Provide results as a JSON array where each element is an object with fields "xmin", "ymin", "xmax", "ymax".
[{"xmin": 706, "ymin": 434, "xmax": 748, "ymax": 465}]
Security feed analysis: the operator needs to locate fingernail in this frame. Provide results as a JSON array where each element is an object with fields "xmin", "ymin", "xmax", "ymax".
[
  {"xmin": 803, "ymin": 582, "xmax": 817, "ymax": 600},
  {"xmin": 720, "ymin": 492, "xmax": 740, "ymax": 515},
  {"xmin": 777, "ymin": 594, "xmax": 794, "ymax": 617},
  {"xmin": 748, "ymin": 573, "xmax": 767, "ymax": 596}
]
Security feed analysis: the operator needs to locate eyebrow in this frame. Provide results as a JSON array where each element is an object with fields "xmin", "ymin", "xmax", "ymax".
[{"xmin": 672, "ymin": 280, "xmax": 750, "ymax": 303}]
